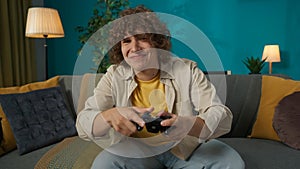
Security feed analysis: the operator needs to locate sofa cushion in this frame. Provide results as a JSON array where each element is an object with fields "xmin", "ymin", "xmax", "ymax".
[
  {"xmin": 58, "ymin": 75, "xmax": 83, "ymax": 115},
  {"xmin": 208, "ymin": 74, "xmax": 262, "ymax": 137},
  {"xmin": 0, "ymin": 117, "xmax": 3, "ymax": 142},
  {"xmin": 77, "ymin": 73, "xmax": 103, "ymax": 113},
  {"xmin": 35, "ymin": 136, "xmax": 102, "ymax": 169},
  {"xmin": 0, "ymin": 144, "xmax": 56, "ymax": 169},
  {"xmin": 0, "ymin": 76, "xmax": 59, "ymax": 156},
  {"xmin": 250, "ymin": 75, "xmax": 300, "ymax": 141},
  {"xmin": 0, "ymin": 86, "xmax": 77, "ymax": 155},
  {"xmin": 273, "ymin": 91, "xmax": 300, "ymax": 150},
  {"xmin": 218, "ymin": 137, "xmax": 300, "ymax": 169}
]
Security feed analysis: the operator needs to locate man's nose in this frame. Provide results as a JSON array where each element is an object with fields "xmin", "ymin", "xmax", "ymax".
[{"xmin": 131, "ymin": 38, "xmax": 141, "ymax": 52}]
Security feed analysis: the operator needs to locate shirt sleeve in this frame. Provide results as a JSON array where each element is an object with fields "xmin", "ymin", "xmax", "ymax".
[
  {"xmin": 190, "ymin": 64, "xmax": 233, "ymax": 142},
  {"xmin": 75, "ymin": 66, "xmax": 120, "ymax": 145}
]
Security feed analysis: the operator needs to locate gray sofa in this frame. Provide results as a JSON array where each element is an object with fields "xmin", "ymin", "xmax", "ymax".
[{"xmin": 1, "ymin": 74, "xmax": 299, "ymax": 169}]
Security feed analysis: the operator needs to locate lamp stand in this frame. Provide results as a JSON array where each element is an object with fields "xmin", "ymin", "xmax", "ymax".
[
  {"xmin": 25, "ymin": 7, "xmax": 65, "ymax": 80},
  {"xmin": 269, "ymin": 62, "xmax": 273, "ymax": 74},
  {"xmin": 43, "ymin": 35, "xmax": 48, "ymax": 79}
]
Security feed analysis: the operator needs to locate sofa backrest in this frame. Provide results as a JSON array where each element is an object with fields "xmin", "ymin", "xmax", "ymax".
[
  {"xmin": 208, "ymin": 74, "xmax": 262, "ymax": 138},
  {"xmin": 76, "ymin": 73, "xmax": 104, "ymax": 113},
  {"xmin": 59, "ymin": 73, "xmax": 265, "ymax": 138},
  {"xmin": 59, "ymin": 74, "xmax": 104, "ymax": 115},
  {"xmin": 59, "ymin": 75, "xmax": 83, "ymax": 117}
]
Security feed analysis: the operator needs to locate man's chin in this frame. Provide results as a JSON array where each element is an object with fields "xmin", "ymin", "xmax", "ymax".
[
  {"xmin": 132, "ymin": 65, "xmax": 147, "ymax": 73},
  {"xmin": 127, "ymin": 59, "xmax": 159, "ymax": 72}
]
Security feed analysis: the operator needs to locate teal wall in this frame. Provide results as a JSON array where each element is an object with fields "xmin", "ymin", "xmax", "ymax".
[{"xmin": 45, "ymin": 0, "xmax": 300, "ymax": 79}]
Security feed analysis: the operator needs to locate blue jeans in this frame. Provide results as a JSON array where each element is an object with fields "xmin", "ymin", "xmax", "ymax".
[{"xmin": 91, "ymin": 139, "xmax": 245, "ymax": 169}]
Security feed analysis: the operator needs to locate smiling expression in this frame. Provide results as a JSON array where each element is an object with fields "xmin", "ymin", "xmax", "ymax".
[{"xmin": 121, "ymin": 34, "xmax": 159, "ymax": 73}]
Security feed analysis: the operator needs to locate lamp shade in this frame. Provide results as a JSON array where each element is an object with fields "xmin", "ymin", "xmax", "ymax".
[
  {"xmin": 262, "ymin": 45, "xmax": 281, "ymax": 62},
  {"xmin": 25, "ymin": 7, "xmax": 64, "ymax": 38}
]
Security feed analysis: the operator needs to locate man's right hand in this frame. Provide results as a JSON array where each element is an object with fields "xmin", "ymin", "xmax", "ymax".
[{"xmin": 101, "ymin": 107, "xmax": 154, "ymax": 136}]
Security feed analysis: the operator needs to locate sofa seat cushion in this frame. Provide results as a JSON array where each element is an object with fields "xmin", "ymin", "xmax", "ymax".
[
  {"xmin": 0, "ymin": 144, "xmax": 56, "ymax": 169},
  {"xmin": 218, "ymin": 138, "xmax": 300, "ymax": 169},
  {"xmin": 35, "ymin": 136, "xmax": 103, "ymax": 169}
]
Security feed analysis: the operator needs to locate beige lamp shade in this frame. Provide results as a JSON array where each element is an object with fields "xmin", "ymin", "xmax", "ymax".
[
  {"xmin": 262, "ymin": 45, "xmax": 281, "ymax": 62},
  {"xmin": 262, "ymin": 44, "xmax": 281, "ymax": 74},
  {"xmin": 25, "ymin": 7, "xmax": 64, "ymax": 38}
]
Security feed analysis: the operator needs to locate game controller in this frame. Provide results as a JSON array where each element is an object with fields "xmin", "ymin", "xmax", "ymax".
[{"xmin": 132, "ymin": 113, "xmax": 172, "ymax": 133}]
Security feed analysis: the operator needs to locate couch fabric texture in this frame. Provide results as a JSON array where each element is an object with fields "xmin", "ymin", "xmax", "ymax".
[{"xmin": 0, "ymin": 74, "xmax": 300, "ymax": 169}]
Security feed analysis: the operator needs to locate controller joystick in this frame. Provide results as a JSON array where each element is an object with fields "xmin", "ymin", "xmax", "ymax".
[
  {"xmin": 130, "ymin": 120, "xmax": 143, "ymax": 131},
  {"xmin": 132, "ymin": 113, "xmax": 172, "ymax": 133}
]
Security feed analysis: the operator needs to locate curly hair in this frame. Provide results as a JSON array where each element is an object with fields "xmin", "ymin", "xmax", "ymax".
[{"xmin": 108, "ymin": 5, "xmax": 171, "ymax": 64}]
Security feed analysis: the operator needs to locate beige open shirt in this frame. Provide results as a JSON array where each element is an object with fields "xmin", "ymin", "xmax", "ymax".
[{"xmin": 76, "ymin": 57, "xmax": 232, "ymax": 160}]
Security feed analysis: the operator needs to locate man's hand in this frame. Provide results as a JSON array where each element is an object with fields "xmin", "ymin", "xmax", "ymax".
[
  {"xmin": 157, "ymin": 111, "xmax": 202, "ymax": 141},
  {"xmin": 101, "ymin": 107, "xmax": 154, "ymax": 136},
  {"xmin": 157, "ymin": 111, "xmax": 177, "ymax": 127}
]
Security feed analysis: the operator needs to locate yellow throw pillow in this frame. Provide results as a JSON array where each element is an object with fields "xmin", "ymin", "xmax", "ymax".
[
  {"xmin": 250, "ymin": 75, "xmax": 300, "ymax": 141},
  {"xmin": 0, "ymin": 76, "xmax": 60, "ymax": 156}
]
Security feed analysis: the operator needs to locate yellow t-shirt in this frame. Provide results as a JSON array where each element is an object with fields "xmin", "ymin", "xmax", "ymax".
[{"xmin": 131, "ymin": 73, "xmax": 167, "ymax": 138}]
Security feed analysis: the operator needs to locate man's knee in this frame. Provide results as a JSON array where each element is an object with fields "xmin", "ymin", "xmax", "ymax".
[
  {"xmin": 91, "ymin": 151, "xmax": 124, "ymax": 169},
  {"xmin": 187, "ymin": 140, "xmax": 245, "ymax": 169}
]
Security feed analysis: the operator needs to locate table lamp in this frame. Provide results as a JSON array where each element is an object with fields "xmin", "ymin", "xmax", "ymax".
[
  {"xmin": 262, "ymin": 45, "xmax": 281, "ymax": 74},
  {"xmin": 25, "ymin": 7, "xmax": 64, "ymax": 79}
]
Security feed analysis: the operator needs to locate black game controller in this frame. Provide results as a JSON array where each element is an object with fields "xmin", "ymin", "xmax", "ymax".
[{"xmin": 132, "ymin": 113, "xmax": 172, "ymax": 133}]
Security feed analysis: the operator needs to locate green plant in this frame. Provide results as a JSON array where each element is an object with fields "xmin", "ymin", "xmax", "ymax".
[
  {"xmin": 242, "ymin": 56, "xmax": 266, "ymax": 74},
  {"xmin": 75, "ymin": 0, "xmax": 129, "ymax": 73}
]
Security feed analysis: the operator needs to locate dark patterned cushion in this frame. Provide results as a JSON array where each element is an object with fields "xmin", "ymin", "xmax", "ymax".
[
  {"xmin": 0, "ymin": 86, "xmax": 77, "ymax": 155},
  {"xmin": 273, "ymin": 91, "xmax": 300, "ymax": 150}
]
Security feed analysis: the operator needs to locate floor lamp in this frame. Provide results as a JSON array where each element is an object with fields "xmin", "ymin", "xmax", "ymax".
[
  {"xmin": 262, "ymin": 45, "xmax": 281, "ymax": 74},
  {"xmin": 25, "ymin": 7, "xmax": 64, "ymax": 79}
]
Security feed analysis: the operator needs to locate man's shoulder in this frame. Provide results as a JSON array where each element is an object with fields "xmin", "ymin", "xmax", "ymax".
[
  {"xmin": 180, "ymin": 58, "xmax": 198, "ymax": 67},
  {"xmin": 106, "ymin": 64, "xmax": 131, "ymax": 79},
  {"xmin": 107, "ymin": 64, "xmax": 119, "ymax": 72},
  {"xmin": 169, "ymin": 57, "xmax": 198, "ymax": 70}
]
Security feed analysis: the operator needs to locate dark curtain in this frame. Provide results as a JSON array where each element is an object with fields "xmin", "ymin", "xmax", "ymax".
[{"xmin": 0, "ymin": 0, "xmax": 37, "ymax": 87}]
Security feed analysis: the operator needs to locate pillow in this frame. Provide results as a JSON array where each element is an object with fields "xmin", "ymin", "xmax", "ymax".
[
  {"xmin": 0, "ymin": 76, "xmax": 59, "ymax": 156},
  {"xmin": 273, "ymin": 92, "xmax": 300, "ymax": 149},
  {"xmin": 0, "ymin": 86, "xmax": 76, "ymax": 155},
  {"xmin": 0, "ymin": 117, "xmax": 3, "ymax": 142},
  {"xmin": 0, "ymin": 106, "xmax": 16, "ymax": 155},
  {"xmin": 250, "ymin": 76, "xmax": 300, "ymax": 141},
  {"xmin": 0, "ymin": 117, "xmax": 5, "ymax": 155}
]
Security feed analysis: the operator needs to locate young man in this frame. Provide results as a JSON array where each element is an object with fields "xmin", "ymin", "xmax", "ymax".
[{"xmin": 76, "ymin": 5, "xmax": 245, "ymax": 169}]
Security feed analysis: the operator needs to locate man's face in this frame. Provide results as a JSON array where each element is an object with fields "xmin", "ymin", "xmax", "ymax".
[{"xmin": 121, "ymin": 34, "xmax": 158, "ymax": 72}]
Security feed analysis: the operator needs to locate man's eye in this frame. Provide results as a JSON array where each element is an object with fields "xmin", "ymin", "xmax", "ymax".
[
  {"xmin": 122, "ymin": 39, "xmax": 131, "ymax": 43},
  {"xmin": 135, "ymin": 34, "xmax": 148, "ymax": 41},
  {"xmin": 137, "ymin": 35, "xmax": 148, "ymax": 41},
  {"xmin": 138, "ymin": 36, "xmax": 148, "ymax": 41}
]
